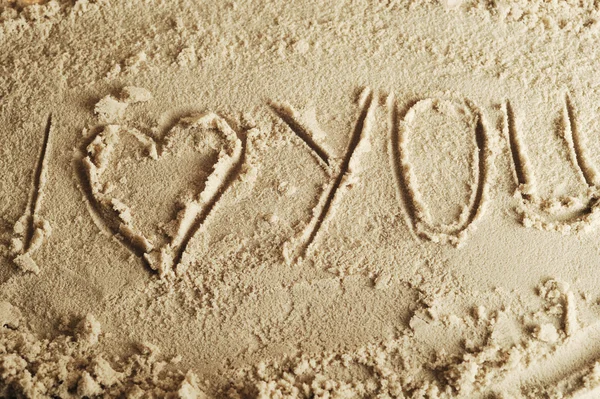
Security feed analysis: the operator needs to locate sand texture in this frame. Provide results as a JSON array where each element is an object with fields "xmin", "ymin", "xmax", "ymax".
[{"xmin": 3, "ymin": 0, "xmax": 600, "ymax": 397}]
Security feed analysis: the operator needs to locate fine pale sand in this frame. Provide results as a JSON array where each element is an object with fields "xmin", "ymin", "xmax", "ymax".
[{"xmin": 3, "ymin": 0, "xmax": 600, "ymax": 397}]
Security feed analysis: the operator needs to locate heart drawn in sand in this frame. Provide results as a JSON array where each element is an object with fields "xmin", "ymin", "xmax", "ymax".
[{"xmin": 83, "ymin": 113, "xmax": 242, "ymax": 276}]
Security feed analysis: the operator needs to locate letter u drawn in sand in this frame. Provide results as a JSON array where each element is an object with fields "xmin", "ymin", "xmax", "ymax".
[{"xmin": 504, "ymin": 95, "xmax": 600, "ymax": 233}]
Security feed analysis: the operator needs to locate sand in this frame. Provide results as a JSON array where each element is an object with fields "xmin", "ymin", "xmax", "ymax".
[{"xmin": 2, "ymin": 0, "xmax": 600, "ymax": 397}]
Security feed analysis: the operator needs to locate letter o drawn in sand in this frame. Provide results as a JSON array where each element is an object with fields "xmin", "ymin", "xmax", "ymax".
[{"xmin": 391, "ymin": 97, "xmax": 489, "ymax": 246}]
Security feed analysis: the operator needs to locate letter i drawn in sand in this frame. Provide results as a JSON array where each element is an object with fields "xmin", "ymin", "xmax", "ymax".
[
  {"xmin": 10, "ymin": 114, "xmax": 54, "ymax": 274},
  {"xmin": 504, "ymin": 95, "xmax": 600, "ymax": 233},
  {"xmin": 269, "ymin": 87, "xmax": 375, "ymax": 264}
]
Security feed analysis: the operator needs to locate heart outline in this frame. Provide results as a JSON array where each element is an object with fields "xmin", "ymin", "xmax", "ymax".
[{"xmin": 82, "ymin": 113, "xmax": 243, "ymax": 277}]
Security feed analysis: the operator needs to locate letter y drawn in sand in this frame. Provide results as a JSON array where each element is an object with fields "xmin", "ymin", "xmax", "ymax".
[{"xmin": 270, "ymin": 88, "xmax": 375, "ymax": 263}]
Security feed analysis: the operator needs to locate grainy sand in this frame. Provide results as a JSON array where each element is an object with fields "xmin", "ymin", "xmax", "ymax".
[{"xmin": 3, "ymin": 1, "xmax": 600, "ymax": 397}]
